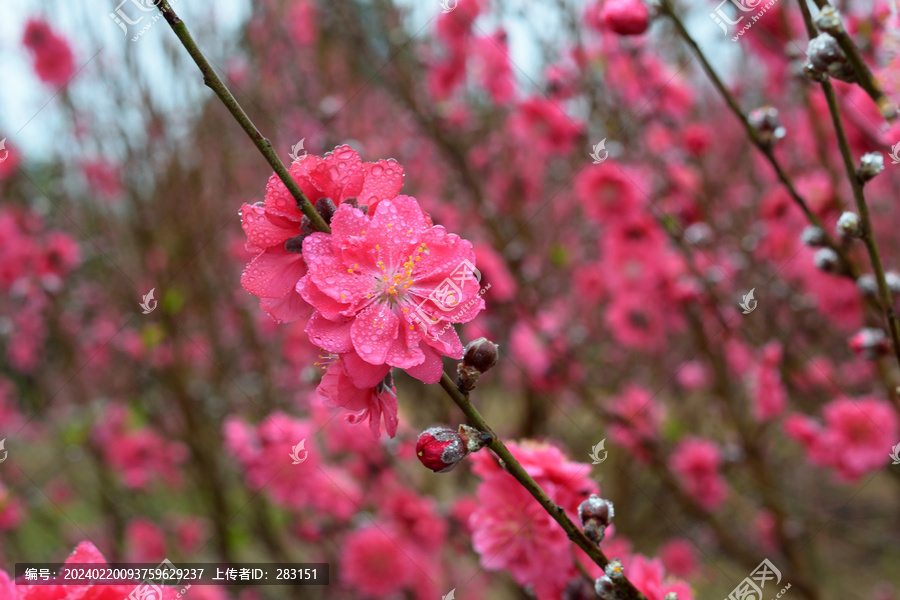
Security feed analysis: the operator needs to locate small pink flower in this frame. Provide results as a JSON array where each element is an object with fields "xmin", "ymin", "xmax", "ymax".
[
  {"xmin": 608, "ymin": 385, "xmax": 664, "ymax": 463},
  {"xmin": 669, "ymin": 437, "xmax": 728, "ymax": 511},
  {"xmin": 301, "ymin": 195, "xmax": 484, "ymax": 384},
  {"xmin": 23, "ymin": 18, "xmax": 76, "ymax": 87},
  {"xmin": 658, "ymin": 538, "xmax": 698, "ymax": 579},
  {"xmin": 341, "ymin": 526, "xmax": 412, "ymax": 598},
  {"xmin": 627, "ymin": 555, "xmax": 694, "ymax": 600},
  {"xmin": 786, "ymin": 397, "xmax": 898, "ymax": 481},
  {"xmin": 469, "ymin": 441, "xmax": 596, "ymax": 599},
  {"xmin": 317, "ymin": 352, "xmax": 397, "ymax": 439},
  {"xmin": 751, "ymin": 341, "xmax": 788, "ymax": 422}
]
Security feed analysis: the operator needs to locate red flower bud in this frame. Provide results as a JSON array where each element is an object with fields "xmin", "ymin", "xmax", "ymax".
[
  {"xmin": 416, "ymin": 425, "xmax": 493, "ymax": 473},
  {"xmin": 601, "ymin": 0, "xmax": 650, "ymax": 36}
]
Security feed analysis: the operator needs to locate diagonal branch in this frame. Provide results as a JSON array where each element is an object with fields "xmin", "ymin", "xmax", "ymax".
[{"xmin": 154, "ymin": 0, "xmax": 331, "ymax": 234}]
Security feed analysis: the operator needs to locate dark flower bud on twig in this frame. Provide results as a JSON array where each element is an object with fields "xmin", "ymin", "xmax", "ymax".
[
  {"xmin": 858, "ymin": 152, "xmax": 885, "ymax": 183},
  {"xmin": 857, "ymin": 274, "xmax": 878, "ymax": 297},
  {"xmin": 416, "ymin": 424, "xmax": 493, "ymax": 473},
  {"xmin": 748, "ymin": 106, "xmax": 786, "ymax": 148},
  {"xmin": 594, "ymin": 576, "xmax": 624, "ymax": 600},
  {"xmin": 807, "ymin": 33, "xmax": 856, "ymax": 83},
  {"xmin": 457, "ymin": 337, "xmax": 500, "ymax": 393},
  {"xmin": 315, "ymin": 197, "xmax": 336, "ymax": 224},
  {"xmin": 579, "ymin": 494, "xmax": 614, "ymax": 544},
  {"xmin": 886, "ymin": 271, "xmax": 900, "ymax": 295},
  {"xmin": 801, "ymin": 225, "xmax": 827, "ymax": 247},
  {"xmin": 813, "ymin": 248, "xmax": 840, "ymax": 273},
  {"xmin": 284, "ymin": 233, "xmax": 309, "ymax": 254},
  {"xmin": 814, "ymin": 5, "xmax": 844, "ymax": 35},
  {"xmin": 850, "ymin": 328, "xmax": 891, "ymax": 359},
  {"xmin": 563, "ymin": 576, "xmax": 599, "ymax": 600}
]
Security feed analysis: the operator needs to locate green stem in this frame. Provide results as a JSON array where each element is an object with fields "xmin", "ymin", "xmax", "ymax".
[
  {"xmin": 438, "ymin": 372, "xmax": 647, "ymax": 600},
  {"xmin": 154, "ymin": 0, "xmax": 330, "ymax": 234}
]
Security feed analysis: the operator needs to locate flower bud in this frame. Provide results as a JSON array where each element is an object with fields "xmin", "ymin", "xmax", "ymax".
[
  {"xmin": 416, "ymin": 424, "xmax": 492, "ymax": 473},
  {"xmin": 457, "ymin": 337, "xmax": 500, "ymax": 393},
  {"xmin": 856, "ymin": 274, "xmax": 878, "ymax": 297},
  {"xmin": 858, "ymin": 152, "xmax": 885, "ymax": 183},
  {"xmin": 886, "ymin": 271, "xmax": 900, "ymax": 295},
  {"xmin": 836, "ymin": 211, "xmax": 862, "ymax": 238},
  {"xmin": 801, "ymin": 225, "xmax": 827, "ymax": 247},
  {"xmin": 564, "ymin": 576, "xmax": 599, "ymax": 600},
  {"xmin": 813, "ymin": 247, "xmax": 840, "ymax": 273},
  {"xmin": 605, "ymin": 558, "xmax": 625, "ymax": 581},
  {"xmin": 601, "ymin": 0, "xmax": 650, "ymax": 36},
  {"xmin": 850, "ymin": 328, "xmax": 891, "ymax": 359},
  {"xmin": 748, "ymin": 106, "xmax": 786, "ymax": 148},
  {"xmin": 594, "ymin": 576, "xmax": 621, "ymax": 600},
  {"xmin": 814, "ymin": 5, "xmax": 844, "ymax": 35},
  {"xmin": 284, "ymin": 233, "xmax": 309, "ymax": 254},
  {"xmin": 315, "ymin": 197, "xmax": 337, "ymax": 224},
  {"xmin": 807, "ymin": 33, "xmax": 856, "ymax": 82},
  {"xmin": 579, "ymin": 495, "xmax": 615, "ymax": 544}
]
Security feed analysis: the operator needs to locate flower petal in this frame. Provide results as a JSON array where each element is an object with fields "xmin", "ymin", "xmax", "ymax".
[
  {"xmin": 351, "ymin": 303, "xmax": 400, "ymax": 365},
  {"xmin": 242, "ymin": 246, "xmax": 307, "ymax": 298},
  {"xmin": 359, "ymin": 159, "xmax": 404, "ymax": 211},
  {"xmin": 306, "ymin": 311, "xmax": 354, "ymax": 353}
]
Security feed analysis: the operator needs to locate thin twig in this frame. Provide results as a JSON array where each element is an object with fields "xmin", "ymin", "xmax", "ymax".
[
  {"xmin": 438, "ymin": 372, "xmax": 648, "ymax": 600},
  {"xmin": 795, "ymin": 1, "xmax": 900, "ymax": 387},
  {"xmin": 154, "ymin": 0, "xmax": 331, "ymax": 234},
  {"xmin": 657, "ymin": 0, "xmax": 861, "ymax": 277},
  {"xmin": 807, "ymin": 0, "xmax": 898, "ymax": 121}
]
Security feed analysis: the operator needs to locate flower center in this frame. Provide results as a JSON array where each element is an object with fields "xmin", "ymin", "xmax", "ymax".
[{"xmin": 373, "ymin": 243, "xmax": 427, "ymax": 303}]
